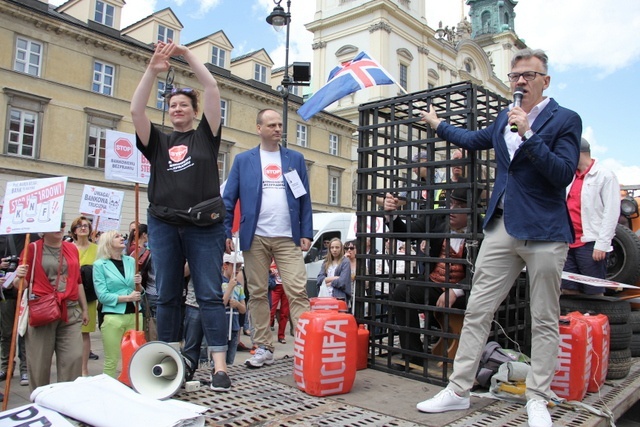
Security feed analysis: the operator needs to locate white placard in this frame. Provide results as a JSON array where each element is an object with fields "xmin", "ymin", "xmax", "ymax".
[
  {"xmin": 561, "ymin": 271, "xmax": 639, "ymax": 289},
  {"xmin": 105, "ymin": 130, "xmax": 150, "ymax": 184},
  {"xmin": 95, "ymin": 216, "xmax": 121, "ymax": 233},
  {"xmin": 79, "ymin": 185, "xmax": 124, "ymax": 218},
  {"xmin": 0, "ymin": 177, "xmax": 67, "ymax": 234}
]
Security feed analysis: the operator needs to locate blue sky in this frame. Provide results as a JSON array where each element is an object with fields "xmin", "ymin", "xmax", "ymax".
[{"xmin": 50, "ymin": 0, "xmax": 640, "ymax": 185}]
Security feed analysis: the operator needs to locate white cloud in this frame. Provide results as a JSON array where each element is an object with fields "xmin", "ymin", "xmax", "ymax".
[
  {"xmin": 599, "ymin": 158, "xmax": 640, "ymax": 186},
  {"xmin": 254, "ymin": 0, "xmax": 314, "ymax": 67},
  {"xmin": 516, "ymin": 0, "xmax": 640, "ymax": 75}
]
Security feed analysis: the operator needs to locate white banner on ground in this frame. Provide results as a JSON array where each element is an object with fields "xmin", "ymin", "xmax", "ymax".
[
  {"xmin": 30, "ymin": 374, "xmax": 207, "ymax": 427},
  {"xmin": 0, "ymin": 176, "xmax": 67, "ymax": 234},
  {"xmin": 561, "ymin": 271, "xmax": 639, "ymax": 289},
  {"xmin": 79, "ymin": 185, "xmax": 124, "ymax": 218},
  {"xmin": 105, "ymin": 130, "xmax": 150, "ymax": 184}
]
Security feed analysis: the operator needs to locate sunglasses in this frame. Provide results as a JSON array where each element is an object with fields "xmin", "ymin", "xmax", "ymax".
[
  {"xmin": 169, "ymin": 87, "xmax": 194, "ymax": 96},
  {"xmin": 345, "ymin": 246, "xmax": 355, "ymax": 250}
]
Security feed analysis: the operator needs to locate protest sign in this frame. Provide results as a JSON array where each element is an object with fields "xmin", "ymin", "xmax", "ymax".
[
  {"xmin": 79, "ymin": 185, "xmax": 124, "ymax": 218},
  {"xmin": 105, "ymin": 130, "xmax": 150, "ymax": 184},
  {"xmin": 0, "ymin": 177, "xmax": 67, "ymax": 234}
]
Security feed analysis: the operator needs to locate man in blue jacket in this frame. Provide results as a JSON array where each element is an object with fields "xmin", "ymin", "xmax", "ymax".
[
  {"xmin": 417, "ymin": 48, "xmax": 581, "ymax": 427},
  {"xmin": 223, "ymin": 109, "xmax": 312, "ymax": 368}
]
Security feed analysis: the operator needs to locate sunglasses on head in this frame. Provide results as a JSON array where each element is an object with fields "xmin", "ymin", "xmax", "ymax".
[{"xmin": 169, "ymin": 87, "xmax": 194, "ymax": 96}]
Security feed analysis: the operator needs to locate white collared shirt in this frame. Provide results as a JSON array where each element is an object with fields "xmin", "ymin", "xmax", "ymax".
[{"xmin": 503, "ymin": 97, "xmax": 551, "ymax": 160}]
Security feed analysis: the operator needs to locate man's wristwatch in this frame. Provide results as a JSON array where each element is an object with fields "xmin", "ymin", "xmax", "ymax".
[{"xmin": 521, "ymin": 130, "xmax": 534, "ymax": 142}]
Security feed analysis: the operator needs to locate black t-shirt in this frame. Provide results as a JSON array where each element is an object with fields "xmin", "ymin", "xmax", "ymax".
[{"xmin": 137, "ymin": 116, "xmax": 222, "ymax": 210}]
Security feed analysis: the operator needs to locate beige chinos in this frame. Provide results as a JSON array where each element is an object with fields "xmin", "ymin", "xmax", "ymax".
[
  {"xmin": 243, "ymin": 235, "xmax": 310, "ymax": 353},
  {"xmin": 25, "ymin": 304, "xmax": 83, "ymax": 392},
  {"xmin": 448, "ymin": 215, "xmax": 568, "ymax": 401}
]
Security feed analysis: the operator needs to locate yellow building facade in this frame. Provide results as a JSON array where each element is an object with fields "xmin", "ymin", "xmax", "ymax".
[{"xmin": 0, "ymin": 0, "xmax": 356, "ymax": 233}]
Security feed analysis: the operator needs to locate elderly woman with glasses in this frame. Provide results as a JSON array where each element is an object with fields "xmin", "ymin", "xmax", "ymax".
[
  {"xmin": 14, "ymin": 221, "xmax": 89, "ymax": 391},
  {"xmin": 70, "ymin": 216, "xmax": 99, "ymax": 376},
  {"xmin": 131, "ymin": 39, "xmax": 231, "ymax": 391},
  {"xmin": 316, "ymin": 238, "xmax": 352, "ymax": 304}
]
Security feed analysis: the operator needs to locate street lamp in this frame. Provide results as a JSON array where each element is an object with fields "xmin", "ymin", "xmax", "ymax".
[{"xmin": 266, "ymin": 0, "xmax": 310, "ymax": 148}]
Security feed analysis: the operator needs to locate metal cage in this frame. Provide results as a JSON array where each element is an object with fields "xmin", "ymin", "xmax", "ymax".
[{"xmin": 353, "ymin": 82, "xmax": 532, "ymax": 385}]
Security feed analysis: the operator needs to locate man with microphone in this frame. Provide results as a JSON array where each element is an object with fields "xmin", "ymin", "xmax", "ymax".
[{"xmin": 417, "ymin": 48, "xmax": 581, "ymax": 427}]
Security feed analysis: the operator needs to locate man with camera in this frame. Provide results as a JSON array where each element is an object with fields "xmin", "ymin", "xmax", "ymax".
[{"xmin": 0, "ymin": 233, "xmax": 32, "ymax": 387}]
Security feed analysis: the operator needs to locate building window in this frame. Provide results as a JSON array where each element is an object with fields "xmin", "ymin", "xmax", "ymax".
[
  {"xmin": 220, "ymin": 99, "xmax": 228, "ymax": 126},
  {"xmin": 87, "ymin": 125, "xmax": 107, "ymax": 169},
  {"xmin": 327, "ymin": 166, "xmax": 343, "ymax": 206},
  {"xmin": 156, "ymin": 81, "xmax": 167, "ymax": 110},
  {"xmin": 296, "ymin": 123, "xmax": 308, "ymax": 147},
  {"xmin": 7, "ymin": 109, "xmax": 37, "ymax": 158},
  {"xmin": 329, "ymin": 133, "xmax": 339, "ymax": 156},
  {"xmin": 399, "ymin": 63, "xmax": 408, "ymax": 90},
  {"xmin": 157, "ymin": 25, "xmax": 174, "ymax": 44},
  {"xmin": 329, "ymin": 176, "xmax": 340, "ymax": 205},
  {"xmin": 94, "ymin": 0, "xmax": 115, "ymax": 27},
  {"xmin": 4, "ymin": 89, "xmax": 49, "ymax": 159},
  {"xmin": 254, "ymin": 63, "xmax": 267, "ymax": 83},
  {"xmin": 84, "ymin": 108, "xmax": 122, "ymax": 170},
  {"xmin": 92, "ymin": 60, "xmax": 115, "ymax": 96},
  {"xmin": 290, "ymin": 85, "xmax": 301, "ymax": 97},
  {"xmin": 14, "ymin": 37, "xmax": 43, "ymax": 77},
  {"xmin": 218, "ymin": 151, "xmax": 227, "ymax": 182},
  {"xmin": 211, "ymin": 47, "xmax": 226, "ymax": 68}
]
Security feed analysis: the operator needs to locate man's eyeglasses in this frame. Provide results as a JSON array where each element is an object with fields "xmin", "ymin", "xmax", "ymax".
[
  {"xmin": 507, "ymin": 71, "xmax": 546, "ymax": 82},
  {"xmin": 345, "ymin": 246, "xmax": 356, "ymax": 251}
]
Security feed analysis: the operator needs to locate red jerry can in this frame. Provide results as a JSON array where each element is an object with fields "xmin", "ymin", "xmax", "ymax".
[
  {"xmin": 550, "ymin": 315, "xmax": 592, "ymax": 401},
  {"xmin": 293, "ymin": 310, "xmax": 357, "ymax": 397},
  {"xmin": 356, "ymin": 324, "xmax": 370, "ymax": 371},
  {"xmin": 566, "ymin": 311, "xmax": 610, "ymax": 393},
  {"xmin": 309, "ymin": 297, "xmax": 348, "ymax": 312}
]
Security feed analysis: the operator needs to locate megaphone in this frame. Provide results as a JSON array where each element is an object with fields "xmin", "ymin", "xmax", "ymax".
[{"xmin": 128, "ymin": 341, "xmax": 185, "ymax": 400}]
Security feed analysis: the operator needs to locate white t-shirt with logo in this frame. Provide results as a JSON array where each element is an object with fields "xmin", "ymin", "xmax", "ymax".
[{"xmin": 255, "ymin": 149, "xmax": 292, "ymax": 238}]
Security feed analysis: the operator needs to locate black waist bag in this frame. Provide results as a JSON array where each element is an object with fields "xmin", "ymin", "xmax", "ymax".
[{"xmin": 149, "ymin": 197, "xmax": 226, "ymax": 227}]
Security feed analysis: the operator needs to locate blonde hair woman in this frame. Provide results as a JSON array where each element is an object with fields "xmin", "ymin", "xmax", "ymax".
[
  {"xmin": 92, "ymin": 230, "xmax": 142, "ymax": 377},
  {"xmin": 316, "ymin": 238, "xmax": 352, "ymax": 303}
]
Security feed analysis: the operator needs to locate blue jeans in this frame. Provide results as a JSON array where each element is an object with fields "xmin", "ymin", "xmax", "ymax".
[
  {"xmin": 148, "ymin": 214, "xmax": 227, "ymax": 353},
  {"xmin": 183, "ymin": 305, "xmax": 240, "ymax": 367},
  {"xmin": 182, "ymin": 305, "xmax": 205, "ymax": 366}
]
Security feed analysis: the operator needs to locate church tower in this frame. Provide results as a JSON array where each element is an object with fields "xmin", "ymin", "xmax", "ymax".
[{"xmin": 467, "ymin": 0, "xmax": 517, "ymax": 39}]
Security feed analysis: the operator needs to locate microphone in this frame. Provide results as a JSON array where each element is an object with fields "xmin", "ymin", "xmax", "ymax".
[{"xmin": 510, "ymin": 87, "xmax": 524, "ymax": 132}]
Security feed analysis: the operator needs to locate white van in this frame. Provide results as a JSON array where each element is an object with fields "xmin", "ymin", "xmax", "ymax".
[{"xmin": 303, "ymin": 212, "xmax": 354, "ymax": 297}]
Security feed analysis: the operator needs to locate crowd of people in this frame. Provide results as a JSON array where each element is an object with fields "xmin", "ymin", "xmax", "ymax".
[{"xmin": 0, "ymin": 43, "xmax": 623, "ymax": 427}]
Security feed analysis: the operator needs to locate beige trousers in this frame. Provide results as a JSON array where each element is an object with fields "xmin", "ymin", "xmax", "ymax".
[
  {"xmin": 448, "ymin": 216, "xmax": 568, "ymax": 401},
  {"xmin": 243, "ymin": 236, "xmax": 310, "ymax": 353}
]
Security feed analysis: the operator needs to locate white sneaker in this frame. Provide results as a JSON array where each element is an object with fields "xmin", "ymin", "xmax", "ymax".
[
  {"xmin": 526, "ymin": 399, "xmax": 552, "ymax": 427},
  {"xmin": 416, "ymin": 388, "xmax": 470, "ymax": 413},
  {"xmin": 245, "ymin": 347, "xmax": 274, "ymax": 369}
]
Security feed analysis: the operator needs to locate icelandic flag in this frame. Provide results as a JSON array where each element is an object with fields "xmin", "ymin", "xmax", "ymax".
[{"xmin": 297, "ymin": 51, "xmax": 396, "ymax": 121}]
